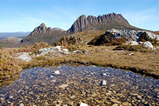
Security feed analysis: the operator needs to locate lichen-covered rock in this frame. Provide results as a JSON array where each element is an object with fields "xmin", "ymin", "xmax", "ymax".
[
  {"xmin": 88, "ymin": 29, "xmax": 159, "ymax": 46},
  {"xmin": 106, "ymin": 29, "xmax": 159, "ymax": 41},
  {"xmin": 14, "ymin": 52, "xmax": 32, "ymax": 62}
]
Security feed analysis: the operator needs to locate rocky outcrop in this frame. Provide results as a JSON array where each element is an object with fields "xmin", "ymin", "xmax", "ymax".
[
  {"xmin": 88, "ymin": 29, "xmax": 159, "ymax": 46},
  {"xmin": 67, "ymin": 13, "xmax": 135, "ymax": 33},
  {"xmin": 105, "ymin": 29, "xmax": 159, "ymax": 41},
  {"xmin": 142, "ymin": 41, "xmax": 154, "ymax": 49}
]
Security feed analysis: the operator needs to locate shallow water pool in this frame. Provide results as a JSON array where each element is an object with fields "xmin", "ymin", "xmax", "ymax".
[{"xmin": 0, "ymin": 64, "xmax": 158, "ymax": 105}]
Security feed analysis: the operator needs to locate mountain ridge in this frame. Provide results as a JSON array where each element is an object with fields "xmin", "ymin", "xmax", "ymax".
[
  {"xmin": 21, "ymin": 13, "xmax": 141, "ymax": 45},
  {"xmin": 67, "ymin": 13, "xmax": 137, "ymax": 33}
]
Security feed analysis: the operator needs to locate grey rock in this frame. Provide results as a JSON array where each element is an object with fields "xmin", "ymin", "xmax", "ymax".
[
  {"xmin": 102, "ymin": 80, "xmax": 107, "ymax": 85},
  {"xmin": 19, "ymin": 103, "xmax": 24, "ymax": 106},
  {"xmin": 142, "ymin": 41, "xmax": 154, "ymax": 49},
  {"xmin": 106, "ymin": 29, "xmax": 159, "ymax": 41},
  {"xmin": 112, "ymin": 104, "xmax": 118, "ymax": 106},
  {"xmin": 68, "ymin": 13, "xmax": 132, "ymax": 33}
]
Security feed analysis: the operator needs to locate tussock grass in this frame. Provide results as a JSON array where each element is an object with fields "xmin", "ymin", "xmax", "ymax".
[
  {"xmin": 114, "ymin": 45, "xmax": 153, "ymax": 52},
  {"xmin": 0, "ymin": 42, "xmax": 159, "ymax": 79},
  {"xmin": 68, "ymin": 45, "xmax": 159, "ymax": 78}
]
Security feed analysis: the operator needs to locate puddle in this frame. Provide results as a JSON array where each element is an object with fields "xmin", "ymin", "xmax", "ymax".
[{"xmin": 0, "ymin": 64, "xmax": 158, "ymax": 105}]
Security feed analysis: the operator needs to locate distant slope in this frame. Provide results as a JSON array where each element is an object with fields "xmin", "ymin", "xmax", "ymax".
[
  {"xmin": 0, "ymin": 36, "xmax": 25, "ymax": 48},
  {"xmin": 52, "ymin": 28, "xmax": 65, "ymax": 31},
  {"xmin": 0, "ymin": 32, "xmax": 30, "ymax": 37},
  {"xmin": 152, "ymin": 31, "xmax": 159, "ymax": 35},
  {"xmin": 21, "ymin": 23, "xmax": 69, "ymax": 45},
  {"xmin": 67, "ymin": 13, "xmax": 138, "ymax": 33}
]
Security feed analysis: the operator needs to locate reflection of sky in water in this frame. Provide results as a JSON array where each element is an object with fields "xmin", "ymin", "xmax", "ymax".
[{"xmin": 0, "ymin": 64, "xmax": 159, "ymax": 105}]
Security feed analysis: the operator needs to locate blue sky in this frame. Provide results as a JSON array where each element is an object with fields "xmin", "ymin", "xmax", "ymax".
[{"xmin": 0, "ymin": 0, "xmax": 159, "ymax": 32}]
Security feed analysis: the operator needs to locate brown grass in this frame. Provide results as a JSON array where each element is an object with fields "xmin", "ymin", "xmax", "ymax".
[
  {"xmin": 68, "ymin": 30, "xmax": 106, "ymax": 43},
  {"xmin": 0, "ymin": 42, "xmax": 159, "ymax": 79},
  {"xmin": 68, "ymin": 45, "xmax": 159, "ymax": 78}
]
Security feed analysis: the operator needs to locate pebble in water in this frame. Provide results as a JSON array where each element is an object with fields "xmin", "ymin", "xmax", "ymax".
[{"xmin": 0, "ymin": 64, "xmax": 158, "ymax": 105}]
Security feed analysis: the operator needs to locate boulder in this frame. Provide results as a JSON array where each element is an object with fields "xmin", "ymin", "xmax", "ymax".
[
  {"xmin": 102, "ymin": 80, "xmax": 107, "ymax": 85},
  {"xmin": 130, "ymin": 41, "xmax": 138, "ymax": 45},
  {"xmin": 142, "ymin": 41, "xmax": 154, "ymax": 49},
  {"xmin": 80, "ymin": 102, "xmax": 88, "ymax": 106},
  {"xmin": 14, "ymin": 52, "xmax": 32, "ymax": 62}
]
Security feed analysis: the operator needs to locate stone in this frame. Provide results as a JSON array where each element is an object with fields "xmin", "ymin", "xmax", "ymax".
[
  {"xmin": 67, "ymin": 101, "xmax": 73, "ymax": 105},
  {"xmin": 38, "ymin": 46, "xmax": 70, "ymax": 56},
  {"xmin": 128, "ymin": 53, "xmax": 134, "ymax": 55},
  {"xmin": 59, "ymin": 84, "xmax": 69, "ymax": 89},
  {"xmin": 137, "ymin": 95, "xmax": 142, "ymax": 100},
  {"xmin": 130, "ymin": 41, "xmax": 139, "ymax": 45},
  {"xmin": 54, "ymin": 70, "xmax": 60, "ymax": 74},
  {"xmin": 70, "ymin": 95, "xmax": 76, "ymax": 100},
  {"xmin": 122, "ymin": 102, "xmax": 131, "ymax": 106},
  {"xmin": 142, "ymin": 41, "xmax": 154, "ymax": 49},
  {"xmin": 19, "ymin": 103, "xmax": 24, "ymax": 106},
  {"xmin": 103, "ymin": 73, "xmax": 107, "ymax": 76},
  {"xmin": 14, "ymin": 52, "xmax": 32, "ymax": 62},
  {"xmin": 111, "ymin": 99, "xmax": 120, "ymax": 104},
  {"xmin": 51, "ymin": 70, "xmax": 60, "ymax": 75},
  {"xmin": 88, "ymin": 29, "xmax": 159, "ymax": 46},
  {"xmin": 80, "ymin": 102, "xmax": 88, "ymax": 106},
  {"xmin": 102, "ymin": 80, "xmax": 107, "ymax": 85},
  {"xmin": 112, "ymin": 104, "xmax": 118, "ymax": 106}
]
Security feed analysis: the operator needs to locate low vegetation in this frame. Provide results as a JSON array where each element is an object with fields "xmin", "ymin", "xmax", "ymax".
[
  {"xmin": 0, "ymin": 47, "xmax": 22, "ymax": 79},
  {"xmin": 114, "ymin": 45, "xmax": 154, "ymax": 52},
  {"xmin": 88, "ymin": 33, "xmax": 127, "ymax": 46},
  {"xmin": 53, "ymin": 36, "xmax": 83, "ymax": 46},
  {"xmin": 139, "ymin": 32, "xmax": 159, "ymax": 46},
  {"xmin": 0, "ymin": 41, "xmax": 159, "ymax": 81}
]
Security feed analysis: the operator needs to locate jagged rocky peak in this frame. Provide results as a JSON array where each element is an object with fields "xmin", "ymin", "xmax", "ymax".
[
  {"xmin": 67, "ymin": 13, "xmax": 132, "ymax": 33},
  {"xmin": 68, "ymin": 15, "xmax": 89, "ymax": 33},
  {"xmin": 35, "ymin": 23, "xmax": 47, "ymax": 33},
  {"xmin": 29, "ymin": 23, "xmax": 53, "ymax": 36}
]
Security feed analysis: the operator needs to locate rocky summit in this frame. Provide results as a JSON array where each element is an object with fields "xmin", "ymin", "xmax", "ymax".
[
  {"xmin": 21, "ymin": 23, "xmax": 68, "ymax": 45},
  {"xmin": 67, "ymin": 13, "xmax": 136, "ymax": 33}
]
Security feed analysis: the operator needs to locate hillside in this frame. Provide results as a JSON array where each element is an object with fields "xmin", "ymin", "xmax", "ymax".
[{"xmin": 152, "ymin": 31, "xmax": 159, "ymax": 35}]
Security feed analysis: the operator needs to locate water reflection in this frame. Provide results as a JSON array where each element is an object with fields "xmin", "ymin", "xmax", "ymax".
[{"xmin": 0, "ymin": 64, "xmax": 158, "ymax": 105}]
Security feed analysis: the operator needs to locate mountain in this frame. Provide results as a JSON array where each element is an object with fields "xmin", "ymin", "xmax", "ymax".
[
  {"xmin": 21, "ymin": 23, "xmax": 68, "ymax": 45},
  {"xmin": 21, "ymin": 13, "xmax": 140, "ymax": 46},
  {"xmin": 67, "ymin": 13, "xmax": 137, "ymax": 33},
  {"xmin": 52, "ymin": 28, "xmax": 65, "ymax": 31}
]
